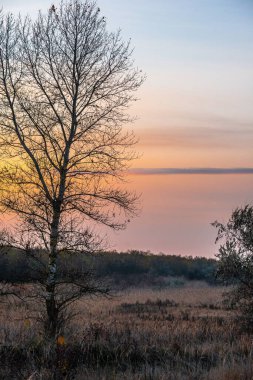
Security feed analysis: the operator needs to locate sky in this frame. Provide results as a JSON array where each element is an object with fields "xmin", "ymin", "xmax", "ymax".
[{"xmin": 1, "ymin": 0, "xmax": 253, "ymax": 256}]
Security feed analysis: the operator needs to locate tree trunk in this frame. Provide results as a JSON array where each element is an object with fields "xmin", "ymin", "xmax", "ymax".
[{"xmin": 45, "ymin": 206, "xmax": 60, "ymax": 338}]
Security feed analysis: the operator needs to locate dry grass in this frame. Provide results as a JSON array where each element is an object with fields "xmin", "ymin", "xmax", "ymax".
[{"xmin": 0, "ymin": 282, "xmax": 252, "ymax": 379}]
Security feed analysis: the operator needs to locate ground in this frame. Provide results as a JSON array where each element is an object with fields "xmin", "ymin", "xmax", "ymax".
[{"xmin": 0, "ymin": 282, "xmax": 252, "ymax": 379}]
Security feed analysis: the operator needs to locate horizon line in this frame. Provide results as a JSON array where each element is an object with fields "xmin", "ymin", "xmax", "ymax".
[{"xmin": 129, "ymin": 168, "xmax": 253, "ymax": 175}]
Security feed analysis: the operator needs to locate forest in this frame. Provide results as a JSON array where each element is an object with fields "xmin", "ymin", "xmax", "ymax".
[{"xmin": 0, "ymin": 249, "xmax": 217, "ymax": 287}]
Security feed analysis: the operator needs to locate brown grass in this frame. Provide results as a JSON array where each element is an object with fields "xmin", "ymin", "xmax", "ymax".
[{"xmin": 0, "ymin": 282, "xmax": 252, "ymax": 379}]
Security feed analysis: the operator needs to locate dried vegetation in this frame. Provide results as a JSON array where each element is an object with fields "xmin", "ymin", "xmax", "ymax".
[{"xmin": 0, "ymin": 283, "xmax": 252, "ymax": 379}]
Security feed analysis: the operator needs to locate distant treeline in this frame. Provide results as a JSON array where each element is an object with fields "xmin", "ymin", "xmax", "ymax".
[{"xmin": 0, "ymin": 249, "xmax": 217, "ymax": 287}]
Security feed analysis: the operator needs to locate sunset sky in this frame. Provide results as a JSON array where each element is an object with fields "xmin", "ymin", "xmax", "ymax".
[{"xmin": 1, "ymin": 0, "xmax": 253, "ymax": 256}]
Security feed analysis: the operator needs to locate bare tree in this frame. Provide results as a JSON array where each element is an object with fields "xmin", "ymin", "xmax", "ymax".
[{"xmin": 0, "ymin": 0, "xmax": 144, "ymax": 337}]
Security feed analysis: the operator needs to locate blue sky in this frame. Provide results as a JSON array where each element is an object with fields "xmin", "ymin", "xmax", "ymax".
[
  {"xmin": 97, "ymin": 0, "xmax": 253, "ymax": 169},
  {"xmin": 3, "ymin": 1, "xmax": 253, "ymax": 140}
]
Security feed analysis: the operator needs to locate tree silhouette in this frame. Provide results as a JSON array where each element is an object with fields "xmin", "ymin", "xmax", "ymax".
[
  {"xmin": 0, "ymin": 0, "xmax": 144, "ymax": 337},
  {"xmin": 213, "ymin": 205, "xmax": 253, "ymax": 330}
]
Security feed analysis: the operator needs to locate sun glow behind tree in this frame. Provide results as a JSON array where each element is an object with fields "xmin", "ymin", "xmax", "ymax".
[{"xmin": 0, "ymin": 0, "xmax": 144, "ymax": 336}]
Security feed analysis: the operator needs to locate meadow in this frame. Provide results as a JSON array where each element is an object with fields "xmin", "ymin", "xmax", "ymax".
[{"xmin": 1, "ymin": 282, "xmax": 252, "ymax": 380}]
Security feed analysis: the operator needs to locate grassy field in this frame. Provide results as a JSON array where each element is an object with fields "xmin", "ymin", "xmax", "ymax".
[{"xmin": 0, "ymin": 282, "xmax": 252, "ymax": 379}]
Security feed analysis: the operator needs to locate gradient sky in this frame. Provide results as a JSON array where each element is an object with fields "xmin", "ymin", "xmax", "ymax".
[{"xmin": 1, "ymin": 0, "xmax": 253, "ymax": 256}]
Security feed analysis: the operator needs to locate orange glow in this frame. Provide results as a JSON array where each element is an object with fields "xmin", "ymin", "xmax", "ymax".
[
  {"xmin": 107, "ymin": 173, "xmax": 253, "ymax": 257},
  {"xmin": 134, "ymin": 126, "xmax": 253, "ymax": 169}
]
